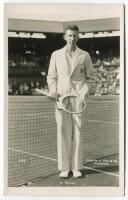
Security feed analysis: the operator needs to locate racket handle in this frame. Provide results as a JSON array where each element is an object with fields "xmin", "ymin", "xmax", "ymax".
[
  {"xmin": 50, "ymin": 91, "xmax": 58, "ymax": 99},
  {"xmin": 56, "ymin": 101, "xmax": 63, "ymax": 110}
]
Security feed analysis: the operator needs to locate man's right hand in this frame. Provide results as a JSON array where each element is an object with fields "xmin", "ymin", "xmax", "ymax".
[{"xmin": 51, "ymin": 91, "xmax": 58, "ymax": 99}]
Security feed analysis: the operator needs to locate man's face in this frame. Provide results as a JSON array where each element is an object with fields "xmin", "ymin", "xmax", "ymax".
[{"xmin": 64, "ymin": 29, "xmax": 79, "ymax": 47}]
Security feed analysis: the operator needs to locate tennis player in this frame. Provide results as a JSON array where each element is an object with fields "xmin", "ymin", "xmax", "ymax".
[{"xmin": 47, "ymin": 24, "xmax": 97, "ymax": 178}]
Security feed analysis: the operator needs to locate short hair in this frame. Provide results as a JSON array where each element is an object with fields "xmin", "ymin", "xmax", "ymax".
[{"xmin": 64, "ymin": 24, "xmax": 79, "ymax": 33}]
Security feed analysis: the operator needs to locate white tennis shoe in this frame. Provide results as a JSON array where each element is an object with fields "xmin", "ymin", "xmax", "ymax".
[
  {"xmin": 73, "ymin": 171, "xmax": 82, "ymax": 178},
  {"xmin": 59, "ymin": 170, "xmax": 69, "ymax": 178}
]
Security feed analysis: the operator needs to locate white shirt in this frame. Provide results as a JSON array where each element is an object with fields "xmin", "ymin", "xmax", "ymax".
[{"xmin": 65, "ymin": 48, "xmax": 77, "ymax": 75}]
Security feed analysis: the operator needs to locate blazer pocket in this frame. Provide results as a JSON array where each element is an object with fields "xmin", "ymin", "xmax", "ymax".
[{"xmin": 72, "ymin": 64, "xmax": 85, "ymax": 81}]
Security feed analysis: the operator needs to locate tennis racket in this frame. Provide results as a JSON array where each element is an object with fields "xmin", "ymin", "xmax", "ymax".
[
  {"xmin": 35, "ymin": 88, "xmax": 53, "ymax": 98},
  {"xmin": 35, "ymin": 88, "xmax": 86, "ymax": 114}
]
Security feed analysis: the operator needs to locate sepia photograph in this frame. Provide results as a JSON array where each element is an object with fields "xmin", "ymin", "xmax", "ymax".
[{"xmin": 4, "ymin": 3, "xmax": 124, "ymax": 196}]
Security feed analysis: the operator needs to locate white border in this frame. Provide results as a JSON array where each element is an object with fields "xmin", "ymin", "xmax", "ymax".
[
  {"xmin": 4, "ymin": 2, "xmax": 125, "ymax": 197},
  {"xmin": 0, "ymin": 0, "xmax": 127, "ymax": 199},
  {"xmin": 0, "ymin": 0, "xmax": 4, "ymax": 199}
]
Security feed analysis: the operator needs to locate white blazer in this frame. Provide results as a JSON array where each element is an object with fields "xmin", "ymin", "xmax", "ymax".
[{"xmin": 47, "ymin": 46, "xmax": 96, "ymax": 98}]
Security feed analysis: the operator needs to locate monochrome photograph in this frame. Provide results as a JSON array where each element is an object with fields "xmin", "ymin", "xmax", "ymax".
[{"xmin": 4, "ymin": 3, "xmax": 124, "ymax": 196}]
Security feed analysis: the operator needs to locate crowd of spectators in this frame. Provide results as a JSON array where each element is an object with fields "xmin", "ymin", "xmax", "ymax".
[
  {"xmin": 92, "ymin": 55, "xmax": 120, "ymax": 95},
  {"xmin": 8, "ymin": 80, "xmax": 48, "ymax": 96},
  {"xmin": 8, "ymin": 53, "xmax": 49, "ymax": 70},
  {"xmin": 94, "ymin": 65, "xmax": 119, "ymax": 95},
  {"xmin": 8, "ymin": 53, "xmax": 120, "ymax": 96}
]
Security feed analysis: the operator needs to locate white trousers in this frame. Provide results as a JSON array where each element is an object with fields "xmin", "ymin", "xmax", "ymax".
[{"xmin": 55, "ymin": 109, "xmax": 83, "ymax": 171}]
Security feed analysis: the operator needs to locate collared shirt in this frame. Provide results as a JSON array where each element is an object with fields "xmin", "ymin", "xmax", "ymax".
[{"xmin": 65, "ymin": 47, "xmax": 77, "ymax": 75}]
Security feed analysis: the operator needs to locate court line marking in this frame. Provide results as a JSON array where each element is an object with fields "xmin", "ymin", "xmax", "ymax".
[
  {"xmin": 8, "ymin": 147, "xmax": 57, "ymax": 162},
  {"xmin": 9, "ymin": 118, "xmax": 118, "ymax": 125},
  {"xmin": 83, "ymin": 166, "xmax": 119, "ymax": 177},
  {"xmin": 9, "ymin": 147, "xmax": 119, "ymax": 177},
  {"xmin": 84, "ymin": 119, "xmax": 118, "ymax": 125},
  {"xmin": 88, "ymin": 101, "xmax": 119, "ymax": 103}
]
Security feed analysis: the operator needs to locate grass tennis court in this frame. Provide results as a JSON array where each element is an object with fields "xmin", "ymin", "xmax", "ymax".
[{"xmin": 8, "ymin": 95, "xmax": 119, "ymax": 187}]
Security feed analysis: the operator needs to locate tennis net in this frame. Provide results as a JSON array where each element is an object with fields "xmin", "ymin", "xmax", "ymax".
[{"xmin": 8, "ymin": 95, "xmax": 119, "ymax": 186}]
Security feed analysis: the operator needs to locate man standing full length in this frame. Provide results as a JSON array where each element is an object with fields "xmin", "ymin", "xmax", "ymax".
[{"xmin": 47, "ymin": 24, "xmax": 96, "ymax": 178}]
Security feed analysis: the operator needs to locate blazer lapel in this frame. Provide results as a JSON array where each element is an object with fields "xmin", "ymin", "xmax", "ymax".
[
  {"xmin": 60, "ymin": 46, "xmax": 69, "ymax": 74},
  {"xmin": 70, "ymin": 47, "xmax": 83, "ymax": 76},
  {"xmin": 59, "ymin": 46, "xmax": 84, "ymax": 76}
]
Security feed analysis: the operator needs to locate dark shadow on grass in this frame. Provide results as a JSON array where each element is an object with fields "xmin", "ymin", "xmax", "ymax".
[
  {"xmin": 19, "ymin": 166, "xmax": 119, "ymax": 187},
  {"xmin": 82, "ymin": 165, "xmax": 119, "ymax": 175}
]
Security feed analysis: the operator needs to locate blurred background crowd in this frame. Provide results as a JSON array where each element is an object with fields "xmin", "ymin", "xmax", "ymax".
[{"xmin": 8, "ymin": 36, "xmax": 120, "ymax": 96}]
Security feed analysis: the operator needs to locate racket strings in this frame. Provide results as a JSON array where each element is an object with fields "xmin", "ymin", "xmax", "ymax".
[
  {"xmin": 35, "ymin": 89, "xmax": 86, "ymax": 114},
  {"xmin": 62, "ymin": 96, "xmax": 85, "ymax": 113}
]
